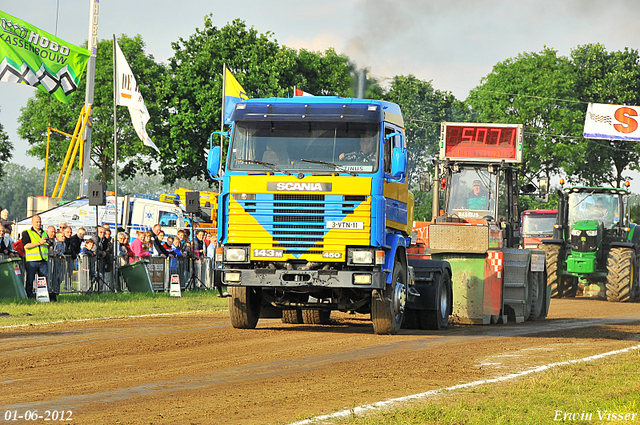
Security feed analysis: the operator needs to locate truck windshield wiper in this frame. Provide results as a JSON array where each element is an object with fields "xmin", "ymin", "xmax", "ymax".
[
  {"xmin": 300, "ymin": 159, "xmax": 357, "ymax": 176},
  {"xmin": 235, "ymin": 158, "xmax": 292, "ymax": 176}
]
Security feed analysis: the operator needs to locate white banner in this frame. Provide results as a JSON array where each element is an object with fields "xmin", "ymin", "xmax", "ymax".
[
  {"xmin": 115, "ymin": 41, "xmax": 159, "ymax": 153},
  {"xmin": 583, "ymin": 102, "xmax": 640, "ymax": 141}
]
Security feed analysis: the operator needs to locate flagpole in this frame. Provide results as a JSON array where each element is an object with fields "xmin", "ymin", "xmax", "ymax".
[
  {"xmin": 80, "ymin": 0, "xmax": 100, "ymax": 197},
  {"xmin": 112, "ymin": 35, "xmax": 119, "ymax": 278}
]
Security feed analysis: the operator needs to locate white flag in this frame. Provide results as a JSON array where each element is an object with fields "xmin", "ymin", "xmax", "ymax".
[{"xmin": 114, "ymin": 41, "xmax": 159, "ymax": 153}]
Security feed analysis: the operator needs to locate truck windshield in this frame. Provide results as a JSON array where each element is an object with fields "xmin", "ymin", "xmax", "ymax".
[
  {"xmin": 568, "ymin": 192, "xmax": 619, "ymax": 228},
  {"xmin": 228, "ymin": 121, "xmax": 380, "ymax": 174},
  {"xmin": 446, "ymin": 168, "xmax": 497, "ymax": 219},
  {"xmin": 522, "ymin": 214, "xmax": 556, "ymax": 236}
]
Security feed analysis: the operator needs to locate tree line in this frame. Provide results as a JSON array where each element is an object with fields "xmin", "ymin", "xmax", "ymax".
[{"xmin": 2, "ymin": 17, "xmax": 640, "ymax": 219}]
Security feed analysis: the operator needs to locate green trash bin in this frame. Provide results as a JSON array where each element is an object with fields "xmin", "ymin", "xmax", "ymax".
[
  {"xmin": 0, "ymin": 258, "xmax": 27, "ymax": 299},
  {"xmin": 119, "ymin": 260, "xmax": 154, "ymax": 293}
]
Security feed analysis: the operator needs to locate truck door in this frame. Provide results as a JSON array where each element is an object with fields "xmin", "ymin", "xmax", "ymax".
[{"xmin": 382, "ymin": 125, "xmax": 410, "ymax": 234}]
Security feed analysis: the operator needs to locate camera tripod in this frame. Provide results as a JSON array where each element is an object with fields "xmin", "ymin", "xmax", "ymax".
[
  {"xmin": 84, "ymin": 256, "xmax": 115, "ymax": 294},
  {"xmin": 184, "ymin": 254, "xmax": 208, "ymax": 290}
]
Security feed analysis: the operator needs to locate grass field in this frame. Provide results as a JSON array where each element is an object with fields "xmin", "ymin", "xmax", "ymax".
[
  {"xmin": 0, "ymin": 290, "xmax": 228, "ymax": 327},
  {"xmin": 329, "ymin": 350, "xmax": 640, "ymax": 425}
]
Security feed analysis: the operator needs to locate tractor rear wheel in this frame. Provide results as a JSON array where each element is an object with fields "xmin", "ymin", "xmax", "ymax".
[
  {"xmin": 228, "ymin": 286, "xmax": 261, "ymax": 329},
  {"xmin": 540, "ymin": 244, "xmax": 563, "ymax": 298},
  {"xmin": 606, "ymin": 247, "xmax": 635, "ymax": 302}
]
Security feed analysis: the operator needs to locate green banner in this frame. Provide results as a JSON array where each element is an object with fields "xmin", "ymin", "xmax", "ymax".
[{"xmin": 0, "ymin": 10, "xmax": 90, "ymax": 103}]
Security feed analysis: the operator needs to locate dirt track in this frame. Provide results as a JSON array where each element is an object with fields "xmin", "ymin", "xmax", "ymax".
[{"xmin": 1, "ymin": 298, "xmax": 639, "ymax": 425}]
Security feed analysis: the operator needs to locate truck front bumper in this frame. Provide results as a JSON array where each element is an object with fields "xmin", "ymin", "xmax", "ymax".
[{"xmin": 222, "ymin": 268, "xmax": 386, "ymax": 289}]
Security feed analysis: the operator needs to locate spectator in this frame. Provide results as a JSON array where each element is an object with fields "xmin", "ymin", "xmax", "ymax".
[
  {"xmin": 82, "ymin": 237, "xmax": 99, "ymax": 282},
  {"xmin": 0, "ymin": 209, "xmax": 14, "ymax": 235},
  {"xmin": 151, "ymin": 224, "xmax": 174, "ymax": 258},
  {"xmin": 62, "ymin": 226, "xmax": 73, "ymax": 254},
  {"xmin": 46, "ymin": 225, "xmax": 56, "ymax": 243},
  {"xmin": 0, "ymin": 224, "xmax": 18, "ymax": 258},
  {"xmin": 53, "ymin": 232, "xmax": 66, "ymax": 258},
  {"xmin": 130, "ymin": 231, "xmax": 150, "ymax": 259},
  {"xmin": 176, "ymin": 230, "xmax": 189, "ymax": 256},
  {"xmin": 21, "ymin": 215, "xmax": 50, "ymax": 300},
  {"xmin": 206, "ymin": 236, "xmax": 216, "ymax": 259},
  {"xmin": 204, "ymin": 232, "xmax": 212, "ymax": 248},
  {"xmin": 116, "ymin": 232, "xmax": 135, "ymax": 265},
  {"xmin": 69, "ymin": 228, "xmax": 86, "ymax": 259},
  {"xmin": 163, "ymin": 235, "xmax": 174, "ymax": 251},
  {"xmin": 95, "ymin": 226, "xmax": 113, "ymax": 272},
  {"xmin": 58, "ymin": 221, "xmax": 67, "ymax": 232},
  {"xmin": 194, "ymin": 230, "xmax": 205, "ymax": 258}
]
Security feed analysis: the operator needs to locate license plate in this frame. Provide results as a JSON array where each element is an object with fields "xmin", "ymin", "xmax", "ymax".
[{"xmin": 326, "ymin": 221, "xmax": 364, "ymax": 230}]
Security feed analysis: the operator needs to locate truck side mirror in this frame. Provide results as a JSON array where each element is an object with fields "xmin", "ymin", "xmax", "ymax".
[
  {"xmin": 207, "ymin": 146, "xmax": 222, "ymax": 179},
  {"xmin": 391, "ymin": 147, "xmax": 407, "ymax": 179}
]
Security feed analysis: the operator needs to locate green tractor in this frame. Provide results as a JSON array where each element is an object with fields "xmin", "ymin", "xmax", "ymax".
[{"xmin": 541, "ymin": 183, "xmax": 640, "ymax": 302}]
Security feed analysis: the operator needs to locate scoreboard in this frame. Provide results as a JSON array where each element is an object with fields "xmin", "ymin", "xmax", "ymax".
[{"xmin": 439, "ymin": 122, "xmax": 523, "ymax": 163}]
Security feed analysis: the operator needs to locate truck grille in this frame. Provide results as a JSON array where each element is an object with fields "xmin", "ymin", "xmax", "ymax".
[{"xmin": 232, "ymin": 194, "xmax": 367, "ymax": 254}]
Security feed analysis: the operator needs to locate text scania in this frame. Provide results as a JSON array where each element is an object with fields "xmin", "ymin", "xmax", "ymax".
[{"xmin": 268, "ymin": 182, "xmax": 332, "ymax": 192}]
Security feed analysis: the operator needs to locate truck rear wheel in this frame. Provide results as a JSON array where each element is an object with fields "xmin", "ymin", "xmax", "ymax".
[
  {"xmin": 371, "ymin": 261, "xmax": 406, "ymax": 335},
  {"xmin": 228, "ymin": 286, "xmax": 261, "ymax": 329},
  {"xmin": 281, "ymin": 309, "xmax": 304, "ymax": 324},
  {"xmin": 302, "ymin": 309, "xmax": 332, "ymax": 325},
  {"xmin": 528, "ymin": 269, "xmax": 548, "ymax": 320},
  {"xmin": 606, "ymin": 247, "xmax": 635, "ymax": 302},
  {"xmin": 419, "ymin": 272, "xmax": 452, "ymax": 330}
]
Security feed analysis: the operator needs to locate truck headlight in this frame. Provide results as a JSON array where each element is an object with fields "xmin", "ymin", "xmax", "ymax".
[
  {"xmin": 349, "ymin": 249, "xmax": 373, "ymax": 265},
  {"xmin": 225, "ymin": 247, "xmax": 248, "ymax": 262},
  {"xmin": 586, "ymin": 230, "xmax": 598, "ymax": 237},
  {"xmin": 571, "ymin": 229, "xmax": 582, "ymax": 236}
]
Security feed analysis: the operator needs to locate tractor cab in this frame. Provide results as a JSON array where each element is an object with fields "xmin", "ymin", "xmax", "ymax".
[{"xmin": 444, "ymin": 167, "xmax": 498, "ymax": 221}]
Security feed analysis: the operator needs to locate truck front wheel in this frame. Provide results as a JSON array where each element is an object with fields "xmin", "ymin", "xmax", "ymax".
[
  {"xmin": 228, "ymin": 286, "xmax": 261, "ymax": 329},
  {"xmin": 371, "ymin": 261, "xmax": 406, "ymax": 335}
]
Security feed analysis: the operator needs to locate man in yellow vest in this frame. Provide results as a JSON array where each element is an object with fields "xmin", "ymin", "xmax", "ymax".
[{"xmin": 21, "ymin": 215, "xmax": 51, "ymax": 300}]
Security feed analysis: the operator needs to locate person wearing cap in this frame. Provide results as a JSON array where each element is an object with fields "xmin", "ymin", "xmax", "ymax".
[{"xmin": 465, "ymin": 180, "xmax": 489, "ymax": 209}]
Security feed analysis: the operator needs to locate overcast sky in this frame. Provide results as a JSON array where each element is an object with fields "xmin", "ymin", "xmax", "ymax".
[{"xmin": 3, "ymin": 0, "xmax": 640, "ymax": 188}]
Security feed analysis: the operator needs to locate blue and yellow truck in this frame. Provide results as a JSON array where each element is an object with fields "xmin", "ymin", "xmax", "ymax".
[{"xmin": 207, "ymin": 96, "xmax": 452, "ymax": 334}]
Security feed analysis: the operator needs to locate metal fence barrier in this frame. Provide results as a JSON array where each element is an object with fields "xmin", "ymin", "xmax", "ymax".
[{"xmin": 0, "ymin": 252, "xmax": 222, "ymax": 296}]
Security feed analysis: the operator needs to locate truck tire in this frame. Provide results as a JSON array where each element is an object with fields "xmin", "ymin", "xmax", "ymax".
[
  {"xmin": 371, "ymin": 260, "xmax": 406, "ymax": 335},
  {"xmin": 302, "ymin": 309, "xmax": 332, "ymax": 325},
  {"xmin": 540, "ymin": 244, "xmax": 564, "ymax": 298},
  {"xmin": 281, "ymin": 309, "xmax": 304, "ymax": 324},
  {"xmin": 228, "ymin": 286, "xmax": 261, "ymax": 329},
  {"xmin": 402, "ymin": 309, "xmax": 420, "ymax": 329},
  {"xmin": 528, "ymin": 269, "xmax": 547, "ymax": 320},
  {"xmin": 419, "ymin": 272, "xmax": 452, "ymax": 330},
  {"xmin": 606, "ymin": 247, "xmax": 635, "ymax": 302}
]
